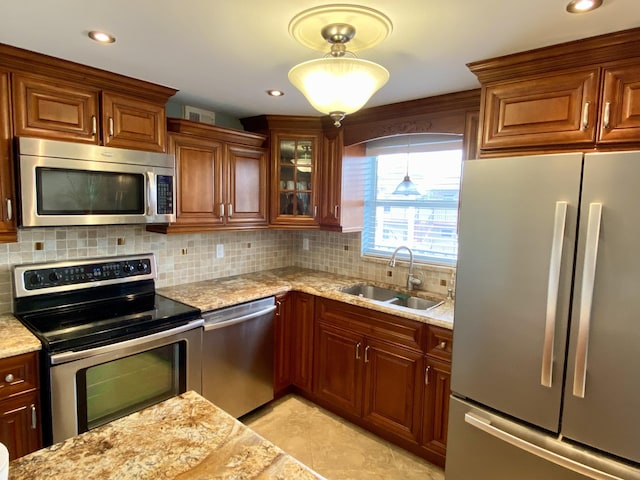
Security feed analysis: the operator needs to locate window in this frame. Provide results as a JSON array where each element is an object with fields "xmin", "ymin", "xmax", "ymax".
[{"xmin": 362, "ymin": 134, "xmax": 463, "ymax": 266}]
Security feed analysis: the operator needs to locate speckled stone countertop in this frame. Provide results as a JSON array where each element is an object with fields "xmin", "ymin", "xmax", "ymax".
[
  {"xmin": 0, "ymin": 313, "xmax": 41, "ymax": 359},
  {"xmin": 159, "ymin": 267, "xmax": 454, "ymax": 329},
  {"xmin": 8, "ymin": 390, "xmax": 325, "ymax": 480}
]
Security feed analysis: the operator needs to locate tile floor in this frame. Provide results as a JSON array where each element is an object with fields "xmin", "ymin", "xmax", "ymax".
[{"xmin": 243, "ymin": 394, "xmax": 445, "ymax": 480}]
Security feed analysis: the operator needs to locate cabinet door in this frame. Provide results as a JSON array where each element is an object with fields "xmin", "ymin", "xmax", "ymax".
[
  {"xmin": 225, "ymin": 144, "xmax": 268, "ymax": 227},
  {"xmin": 170, "ymin": 133, "xmax": 225, "ymax": 228},
  {"xmin": 0, "ymin": 69, "xmax": 16, "ymax": 242},
  {"xmin": 313, "ymin": 321, "xmax": 363, "ymax": 416},
  {"xmin": 291, "ymin": 292, "xmax": 315, "ymax": 392},
  {"xmin": 271, "ymin": 132, "xmax": 319, "ymax": 227},
  {"xmin": 319, "ymin": 130, "xmax": 342, "ymax": 228},
  {"xmin": 597, "ymin": 64, "xmax": 640, "ymax": 144},
  {"xmin": 0, "ymin": 390, "xmax": 41, "ymax": 460},
  {"xmin": 101, "ymin": 91, "xmax": 166, "ymax": 152},
  {"xmin": 12, "ymin": 73, "xmax": 100, "ymax": 144},
  {"xmin": 421, "ymin": 356, "xmax": 451, "ymax": 461},
  {"xmin": 362, "ymin": 338, "xmax": 423, "ymax": 443},
  {"xmin": 481, "ymin": 68, "xmax": 599, "ymax": 150},
  {"xmin": 273, "ymin": 293, "xmax": 292, "ymax": 395}
]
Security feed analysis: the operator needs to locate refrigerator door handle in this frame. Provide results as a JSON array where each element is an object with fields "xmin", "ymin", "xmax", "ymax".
[
  {"xmin": 573, "ymin": 202, "xmax": 603, "ymax": 398},
  {"xmin": 465, "ymin": 412, "xmax": 623, "ymax": 480},
  {"xmin": 541, "ymin": 201, "xmax": 568, "ymax": 388}
]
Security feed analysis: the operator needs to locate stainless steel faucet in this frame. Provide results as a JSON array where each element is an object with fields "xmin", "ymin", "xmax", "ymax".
[{"xmin": 388, "ymin": 245, "xmax": 422, "ymax": 291}]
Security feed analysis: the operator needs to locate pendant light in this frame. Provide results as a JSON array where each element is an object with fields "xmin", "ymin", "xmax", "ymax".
[
  {"xmin": 393, "ymin": 141, "xmax": 420, "ymax": 196},
  {"xmin": 288, "ymin": 5, "xmax": 392, "ymax": 127}
]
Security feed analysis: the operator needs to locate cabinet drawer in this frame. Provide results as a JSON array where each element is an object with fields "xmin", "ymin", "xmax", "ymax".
[
  {"xmin": 426, "ymin": 326, "xmax": 453, "ymax": 361},
  {"xmin": 0, "ymin": 352, "xmax": 39, "ymax": 399}
]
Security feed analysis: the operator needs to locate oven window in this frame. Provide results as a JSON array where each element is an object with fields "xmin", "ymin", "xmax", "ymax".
[
  {"xmin": 78, "ymin": 343, "xmax": 185, "ymax": 432},
  {"xmin": 36, "ymin": 167, "xmax": 144, "ymax": 215}
]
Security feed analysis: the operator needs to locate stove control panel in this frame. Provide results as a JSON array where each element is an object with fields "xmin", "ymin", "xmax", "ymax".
[{"xmin": 15, "ymin": 254, "xmax": 155, "ymax": 293}]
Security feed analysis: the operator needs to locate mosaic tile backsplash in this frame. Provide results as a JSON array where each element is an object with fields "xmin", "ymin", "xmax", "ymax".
[{"xmin": 0, "ymin": 226, "xmax": 454, "ymax": 314}]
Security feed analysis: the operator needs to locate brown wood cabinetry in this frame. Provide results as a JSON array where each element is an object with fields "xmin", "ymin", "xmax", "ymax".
[
  {"xmin": 147, "ymin": 119, "xmax": 267, "ymax": 234},
  {"xmin": 290, "ymin": 292, "xmax": 315, "ymax": 392},
  {"xmin": 469, "ymin": 28, "xmax": 640, "ymax": 155},
  {"xmin": 274, "ymin": 293, "xmax": 292, "ymax": 396},
  {"xmin": 12, "ymin": 73, "xmax": 168, "ymax": 152},
  {"xmin": 313, "ymin": 298, "xmax": 425, "ymax": 444},
  {"xmin": 0, "ymin": 351, "xmax": 42, "ymax": 460},
  {"xmin": 420, "ymin": 326, "xmax": 453, "ymax": 466},
  {"xmin": 0, "ymin": 69, "xmax": 16, "ymax": 242}
]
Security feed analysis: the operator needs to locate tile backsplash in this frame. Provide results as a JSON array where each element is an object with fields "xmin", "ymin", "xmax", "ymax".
[{"xmin": 0, "ymin": 226, "xmax": 454, "ymax": 313}]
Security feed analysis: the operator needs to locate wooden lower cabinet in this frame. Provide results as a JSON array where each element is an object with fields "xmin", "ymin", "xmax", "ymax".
[
  {"xmin": 0, "ymin": 351, "xmax": 42, "ymax": 460},
  {"xmin": 273, "ymin": 293, "xmax": 292, "ymax": 396},
  {"xmin": 290, "ymin": 292, "xmax": 315, "ymax": 393},
  {"xmin": 421, "ymin": 356, "xmax": 451, "ymax": 464}
]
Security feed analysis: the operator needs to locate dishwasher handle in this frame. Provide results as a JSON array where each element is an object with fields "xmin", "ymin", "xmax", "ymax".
[{"xmin": 204, "ymin": 305, "xmax": 276, "ymax": 331}]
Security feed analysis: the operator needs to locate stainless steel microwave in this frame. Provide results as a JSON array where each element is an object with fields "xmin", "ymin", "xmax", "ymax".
[{"xmin": 16, "ymin": 137, "xmax": 175, "ymax": 227}]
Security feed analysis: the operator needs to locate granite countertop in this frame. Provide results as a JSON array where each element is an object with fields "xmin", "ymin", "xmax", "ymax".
[
  {"xmin": 8, "ymin": 390, "xmax": 325, "ymax": 480},
  {"xmin": 159, "ymin": 267, "xmax": 454, "ymax": 329},
  {"xmin": 0, "ymin": 313, "xmax": 41, "ymax": 358}
]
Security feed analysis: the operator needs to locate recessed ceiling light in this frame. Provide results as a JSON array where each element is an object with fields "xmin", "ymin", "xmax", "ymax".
[
  {"xmin": 88, "ymin": 31, "xmax": 116, "ymax": 44},
  {"xmin": 267, "ymin": 89, "xmax": 285, "ymax": 97},
  {"xmin": 566, "ymin": 0, "xmax": 603, "ymax": 13}
]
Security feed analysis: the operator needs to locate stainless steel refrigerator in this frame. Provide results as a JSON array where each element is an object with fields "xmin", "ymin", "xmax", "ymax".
[{"xmin": 446, "ymin": 152, "xmax": 640, "ymax": 480}]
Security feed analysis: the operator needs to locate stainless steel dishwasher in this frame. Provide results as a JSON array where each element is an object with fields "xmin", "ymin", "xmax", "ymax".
[{"xmin": 201, "ymin": 296, "xmax": 276, "ymax": 417}]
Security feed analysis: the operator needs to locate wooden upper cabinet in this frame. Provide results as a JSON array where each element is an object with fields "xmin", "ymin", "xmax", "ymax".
[
  {"xmin": 597, "ymin": 63, "xmax": 640, "ymax": 144},
  {"xmin": 0, "ymin": 69, "xmax": 16, "ymax": 242},
  {"xmin": 12, "ymin": 73, "xmax": 100, "ymax": 144},
  {"xmin": 11, "ymin": 70, "xmax": 172, "ymax": 152},
  {"xmin": 101, "ymin": 91, "xmax": 166, "ymax": 152},
  {"xmin": 469, "ymin": 27, "xmax": 640, "ymax": 155},
  {"xmin": 480, "ymin": 68, "xmax": 599, "ymax": 150},
  {"xmin": 147, "ymin": 119, "xmax": 267, "ymax": 234}
]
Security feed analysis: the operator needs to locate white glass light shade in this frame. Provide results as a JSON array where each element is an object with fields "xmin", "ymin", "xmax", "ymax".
[{"xmin": 288, "ymin": 57, "xmax": 389, "ymax": 116}]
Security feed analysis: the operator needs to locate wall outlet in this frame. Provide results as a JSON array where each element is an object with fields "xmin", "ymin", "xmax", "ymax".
[
  {"xmin": 302, "ymin": 238, "xmax": 310, "ymax": 251},
  {"xmin": 216, "ymin": 244, "xmax": 224, "ymax": 258}
]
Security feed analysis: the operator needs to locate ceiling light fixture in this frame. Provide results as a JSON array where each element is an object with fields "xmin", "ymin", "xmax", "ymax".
[
  {"xmin": 566, "ymin": 0, "xmax": 603, "ymax": 13},
  {"xmin": 88, "ymin": 31, "xmax": 116, "ymax": 44},
  {"xmin": 267, "ymin": 89, "xmax": 285, "ymax": 97},
  {"xmin": 287, "ymin": 5, "xmax": 392, "ymax": 127}
]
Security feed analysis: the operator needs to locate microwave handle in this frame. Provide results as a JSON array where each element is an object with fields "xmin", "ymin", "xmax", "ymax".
[{"xmin": 146, "ymin": 171, "xmax": 156, "ymax": 216}]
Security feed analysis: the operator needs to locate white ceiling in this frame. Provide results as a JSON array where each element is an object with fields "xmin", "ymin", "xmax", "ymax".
[{"xmin": 1, "ymin": 1, "xmax": 638, "ymax": 120}]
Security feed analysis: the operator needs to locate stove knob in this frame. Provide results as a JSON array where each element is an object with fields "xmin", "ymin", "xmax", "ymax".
[
  {"xmin": 137, "ymin": 262, "xmax": 146, "ymax": 272},
  {"xmin": 49, "ymin": 271, "xmax": 61, "ymax": 282},
  {"xmin": 29, "ymin": 273, "xmax": 43, "ymax": 286},
  {"xmin": 123, "ymin": 264, "xmax": 135, "ymax": 273}
]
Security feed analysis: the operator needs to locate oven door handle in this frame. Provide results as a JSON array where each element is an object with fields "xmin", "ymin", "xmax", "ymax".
[{"xmin": 50, "ymin": 319, "xmax": 204, "ymax": 365}]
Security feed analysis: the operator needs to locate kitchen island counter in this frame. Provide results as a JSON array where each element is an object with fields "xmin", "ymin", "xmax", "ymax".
[
  {"xmin": 159, "ymin": 267, "xmax": 454, "ymax": 329},
  {"xmin": 8, "ymin": 390, "xmax": 325, "ymax": 480}
]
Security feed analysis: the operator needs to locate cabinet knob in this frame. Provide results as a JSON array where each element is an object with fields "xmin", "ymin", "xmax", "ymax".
[
  {"xmin": 5, "ymin": 373, "xmax": 14, "ymax": 383},
  {"xmin": 439, "ymin": 341, "xmax": 447, "ymax": 350}
]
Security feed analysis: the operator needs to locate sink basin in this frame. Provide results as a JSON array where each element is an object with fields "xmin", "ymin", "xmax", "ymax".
[
  {"xmin": 340, "ymin": 284, "xmax": 444, "ymax": 315},
  {"xmin": 340, "ymin": 284, "xmax": 400, "ymax": 302}
]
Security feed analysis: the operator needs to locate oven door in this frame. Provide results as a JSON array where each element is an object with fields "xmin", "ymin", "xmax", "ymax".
[{"xmin": 48, "ymin": 319, "xmax": 202, "ymax": 444}]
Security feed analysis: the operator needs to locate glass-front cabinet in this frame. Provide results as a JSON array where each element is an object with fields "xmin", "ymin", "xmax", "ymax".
[{"xmin": 271, "ymin": 132, "xmax": 320, "ymax": 227}]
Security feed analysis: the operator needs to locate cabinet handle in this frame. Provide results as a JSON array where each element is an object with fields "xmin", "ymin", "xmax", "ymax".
[
  {"xmin": 439, "ymin": 341, "xmax": 447, "ymax": 350},
  {"xmin": 425, "ymin": 365, "xmax": 431, "ymax": 385},
  {"xmin": 228, "ymin": 204, "xmax": 233, "ymax": 218},
  {"xmin": 91, "ymin": 115, "xmax": 97, "ymax": 136},
  {"xmin": 313, "ymin": 205, "xmax": 318, "ymax": 218},
  {"xmin": 109, "ymin": 117, "xmax": 114, "ymax": 137},
  {"xmin": 334, "ymin": 205, "xmax": 339, "ymax": 218},
  {"xmin": 355, "ymin": 342, "xmax": 362, "ymax": 359},
  {"xmin": 219, "ymin": 203, "xmax": 225, "ymax": 218},
  {"xmin": 275, "ymin": 300, "xmax": 282, "ymax": 317},
  {"xmin": 6, "ymin": 198, "xmax": 12, "ymax": 221},
  {"xmin": 4, "ymin": 373, "xmax": 14, "ymax": 383},
  {"xmin": 603, "ymin": 101, "xmax": 611, "ymax": 129},
  {"xmin": 31, "ymin": 404, "xmax": 37, "ymax": 429},
  {"xmin": 581, "ymin": 102, "xmax": 590, "ymax": 130},
  {"xmin": 364, "ymin": 345, "xmax": 370, "ymax": 363}
]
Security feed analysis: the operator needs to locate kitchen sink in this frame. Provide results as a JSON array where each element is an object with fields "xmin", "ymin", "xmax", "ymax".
[{"xmin": 340, "ymin": 284, "xmax": 443, "ymax": 315}]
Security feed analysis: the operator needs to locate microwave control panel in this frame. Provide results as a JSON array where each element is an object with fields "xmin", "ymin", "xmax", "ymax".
[{"xmin": 156, "ymin": 175, "xmax": 174, "ymax": 215}]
